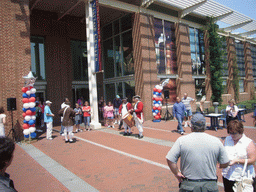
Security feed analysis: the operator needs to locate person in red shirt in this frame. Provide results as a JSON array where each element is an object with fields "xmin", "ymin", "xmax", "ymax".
[
  {"xmin": 129, "ymin": 95, "xmax": 144, "ymax": 139},
  {"xmin": 119, "ymin": 97, "xmax": 133, "ymax": 135},
  {"xmin": 82, "ymin": 101, "xmax": 91, "ymax": 131}
]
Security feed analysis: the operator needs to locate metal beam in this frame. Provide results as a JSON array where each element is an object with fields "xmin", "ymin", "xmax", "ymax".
[
  {"xmin": 57, "ymin": 0, "xmax": 82, "ymax": 21},
  {"xmin": 141, "ymin": 0, "xmax": 154, "ymax": 8},
  {"xmin": 214, "ymin": 11, "xmax": 233, "ymax": 21},
  {"xmin": 239, "ymin": 30, "xmax": 256, "ymax": 37},
  {"xmin": 220, "ymin": 20, "xmax": 253, "ymax": 32},
  {"xmin": 30, "ymin": 0, "xmax": 42, "ymax": 11},
  {"xmin": 178, "ymin": 0, "xmax": 207, "ymax": 18}
]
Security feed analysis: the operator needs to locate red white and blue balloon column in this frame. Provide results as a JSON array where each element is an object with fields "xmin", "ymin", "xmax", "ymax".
[
  {"xmin": 22, "ymin": 72, "xmax": 37, "ymax": 139},
  {"xmin": 152, "ymin": 85, "xmax": 163, "ymax": 122}
]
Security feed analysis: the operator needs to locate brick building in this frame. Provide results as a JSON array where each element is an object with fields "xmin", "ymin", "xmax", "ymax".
[{"xmin": 1, "ymin": 0, "xmax": 256, "ymax": 136}]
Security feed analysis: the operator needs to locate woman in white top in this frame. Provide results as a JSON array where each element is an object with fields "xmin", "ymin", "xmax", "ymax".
[
  {"xmin": 226, "ymin": 99, "xmax": 239, "ymax": 126},
  {"xmin": 0, "ymin": 106, "xmax": 7, "ymax": 136},
  {"xmin": 222, "ymin": 120, "xmax": 256, "ymax": 192}
]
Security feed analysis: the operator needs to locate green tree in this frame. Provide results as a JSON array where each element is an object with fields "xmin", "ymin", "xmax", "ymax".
[{"xmin": 204, "ymin": 17, "xmax": 225, "ymax": 105}]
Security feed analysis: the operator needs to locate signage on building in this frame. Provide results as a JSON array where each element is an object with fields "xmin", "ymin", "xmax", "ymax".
[{"xmin": 91, "ymin": 0, "xmax": 102, "ymax": 72}]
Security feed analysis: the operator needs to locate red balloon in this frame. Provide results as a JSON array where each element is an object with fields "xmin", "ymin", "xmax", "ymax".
[
  {"xmin": 159, "ymin": 98, "xmax": 163, "ymax": 102},
  {"xmin": 152, "ymin": 97, "xmax": 155, "ymax": 100},
  {"xmin": 153, "ymin": 88, "xmax": 157, "ymax": 92},
  {"xmin": 31, "ymin": 112, "xmax": 36, "ymax": 116},
  {"xmin": 157, "ymin": 112, "xmax": 161, "ymax": 116},
  {"xmin": 22, "ymin": 123, "xmax": 29, "ymax": 129},
  {"xmin": 153, "ymin": 106, "xmax": 157, "ymax": 110},
  {"xmin": 29, "ymin": 124, "xmax": 35, "ymax": 127},
  {"xmin": 157, "ymin": 89, "xmax": 162, "ymax": 93},
  {"xmin": 157, "ymin": 107, "xmax": 161, "ymax": 110},
  {"xmin": 22, "ymin": 98, "xmax": 29, "ymax": 103},
  {"xmin": 22, "ymin": 87, "xmax": 28, "ymax": 93},
  {"xmin": 155, "ymin": 97, "xmax": 159, "ymax": 101},
  {"xmin": 29, "ymin": 97, "xmax": 36, "ymax": 102},
  {"xmin": 155, "ymin": 115, "xmax": 160, "ymax": 119},
  {"xmin": 25, "ymin": 110, "xmax": 32, "ymax": 116},
  {"xmin": 22, "ymin": 113, "xmax": 26, "ymax": 117}
]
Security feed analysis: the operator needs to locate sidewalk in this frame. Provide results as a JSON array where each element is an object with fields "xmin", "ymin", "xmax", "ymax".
[{"xmin": 6, "ymin": 112, "xmax": 256, "ymax": 192}]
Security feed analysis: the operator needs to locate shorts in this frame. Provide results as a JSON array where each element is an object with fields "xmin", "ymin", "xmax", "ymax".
[
  {"xmin": 114, "ymin": 108, "xmax": 119, "ymax": 116},
  {"xmin": 75, "ymin": 120, "xmax": 81, "ymax": 125},
  {"xmin": 107, "ymin": 117, "xmax": 114, "ymax": 119},
  {"xmin": 185, "ymin": 109, "xmax": 192, "ymax": 117}
]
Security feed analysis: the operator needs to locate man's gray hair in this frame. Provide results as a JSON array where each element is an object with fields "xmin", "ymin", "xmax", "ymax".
[{"xmin": 191, "ymin": 113, "xmax": 206, "ymax": 132}]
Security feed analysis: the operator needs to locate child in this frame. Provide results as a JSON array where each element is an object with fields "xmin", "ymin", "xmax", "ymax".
[
  {"xmin": 82, "ymin": 101, "xmax": 91, "ymax": 131},
  {"xmin": 104, "ymin": 101, "xmax": 114, "ymax": 128},
  {"xmin": 74, "ymin": 103, "xmax": 82, "ymax": 132}
]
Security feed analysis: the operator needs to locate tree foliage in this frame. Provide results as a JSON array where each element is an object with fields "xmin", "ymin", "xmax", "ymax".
[{"xmin": 204, "ymin": 17, "xmax": 225, "ymax": 105}]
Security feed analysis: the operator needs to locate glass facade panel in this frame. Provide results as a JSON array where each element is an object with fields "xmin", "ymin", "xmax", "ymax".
[
  {"xmin": 121, "ymin": 14, "xmax": 132, "ymax": 32},
  {"xmin": 239, "ymin": 79, "xmax": 244, "ymax": 93},
  {"xmin": 116, "ymin": 82, "xmax": 123, "ymax": 99},
  {"xmin": 30, "ymin": 36, "xmax": 46, "ymax": 80},
  {"xmin": 189, "ymin": 28, "xmax": 205, "ymax": 76},
  {"xmin": 252, "ymin": 45, "xmax": 256, "ymax": 77},
  {"xmin": 102, "ymin": 23, "xmax": 112, "ymax": 40},
  {"xmin": 195, "ymin": 79, "xmax": 206, "ymax": 101},
  {"xmin": 103, "ymin": 39, "xmax": 115, "ymax": 78},
  {"xmin": 154, "ymin": 18, "xmax": 177, "ymax": 74},
  {"xmin": 124, "ymin": 81, "xmax": 135, "ymax": 103},
  {"xmin": 235, "ymin": 41, "xmax": 245, "ymax": 77},
  {"xmin": 222, "ymin": 79, "xmax": 227, "ymax": 94},
  {"xmin": 105, "ymin": 83, "xmax": 115, "ymax": 103},
  {"xmin": 122, "ymin": 30, "xmax": 134, "ymax": 75},
  {"xmin": 114, "ymin": 36, "xmax": 122, "ymax": 77},
  {"xmin": 71, "ymin": 40, "xmax": 88, "ymax": 81},
  {"xmin": 221, "ymin": 39, "xmax": 228, "ymax": 77}
]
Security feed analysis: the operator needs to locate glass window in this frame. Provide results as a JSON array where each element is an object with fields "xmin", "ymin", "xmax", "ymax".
[
  {"xmin": 189, "ymin": 28, "xmax": 205, "ymax": 76},
  {"xmin": 124, "ymin": 81, "xmax": 135, "ymax": 102},
  {"xmin": 102, "ymin": 23, "xmax": 112, "ymax": 40},
  {"xmin": 195, "ymin": 79, "xmax": 206, "ymax": 101},
  {"xmin": 239, "ymin": 79, "xmax": 244, "ymax": 93},
  {"xmin": 114, "ymin": 36, "xmax": 122, "ymax": 77},
  {"xmin": 154, "ymin": 18, "xmax": 177, "ymax": 75},
  {"xmin": 105, "ymin": 83, "xmax": 115, "ymax": 103},
  {"xmin": 30, "ymin": 36, "xmax": 46, "ymax": 80},
  {"xmin": 221, "ymin": 39, "xmax": 228, "ymax": 77},
  {"xmin": 116, "ymin": 82, "xmax": 123, "ymax": 99},
  {"xmin": 103, "ymin": 39, "xmax": 115, "ymax": 78},
  {"xmin": 235, "ymin": 41, "xmax": 245, "ymax": 77},
  {"xmin": 222, "ymin": 79, "xmax": 227, "ymax": 94},
  {"xmin": 71, "ymin": 40, "xmax": 88, "ymax": 81},
  {"xmin": 251, "ymin": 45, "xmax": 256, "ymax": 77},
  {"xmin": 122, "ymin": 30, "xmax": 134, "ymax": 75},
  {"xmin": 121, "ymin": 14, "xmax": 132, "ymax": 32}
]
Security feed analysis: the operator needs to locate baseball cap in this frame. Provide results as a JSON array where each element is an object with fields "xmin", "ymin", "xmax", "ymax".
[
  {"xmin": 46, "ymin": 100, "xmax": 52, "ymax": 104},
  {"xmin": 116, "ymin": 95, "xmax": 120, "ymax": 98},
  {"xmin": 191, "ymin": 113, "xmax": 206, "ymax": 127}
]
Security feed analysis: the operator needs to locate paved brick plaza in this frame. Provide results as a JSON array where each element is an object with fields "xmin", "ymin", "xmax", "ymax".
[{"xmin": 7, "ymin": 112, "xmax": 256, "ymax": 192}]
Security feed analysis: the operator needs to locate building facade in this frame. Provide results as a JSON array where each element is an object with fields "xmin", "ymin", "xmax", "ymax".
[{"xmin": 1, "ymin": 0, "xmax": 256, "ymax": 136}]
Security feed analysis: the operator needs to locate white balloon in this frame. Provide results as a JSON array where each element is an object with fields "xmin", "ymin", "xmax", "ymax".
[
  {"xmin": 26, "ymin": 90, "xmax": 31, "ymax": 95},
  {"xmin": 23, "ymin": 103, "xmax": 29, "ymax": 109},
  {"xmin": 29, "ymin": 127, "xmax": 36, "ymax": 133},
  {"xmin": 30, "ymin": 88, "xmax": 36, "ymax": 94},
  {"xmin": 158, "ymin": 85, "xmax": 163, "ymax": 90},
  {"xmin": 153, "ymin": 94, "xmax": 157, "ymax": 98},
  {"xmin": 23, "ymin": 129, "xmax": 30, "ymax": 135},
  {"xmin": 152, "ymin": 112, "xmax": 157, "ymax": 116},
  {"xmin": 28, "ymin": 102, "xmax": 35, "ymax": 108},
  {"xmin": 155, "ymin": 104, "xmax": 159, "ymax": 107},
  {"xmin": 160, "ymin": 103, "xmax": 162, "ymax": 107},
  {"xmin": 25, "ymin": 116, "xmax": 31, "ymax": 121},
  {"xmin": 31, "ymin": 116, "xmax": 36, "ymax": 120},
  {"xmin": 155, "ymin": 85, "xmax": 160, "ymax": 89}
]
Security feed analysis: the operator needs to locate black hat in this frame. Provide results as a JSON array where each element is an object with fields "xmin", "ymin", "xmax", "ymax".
[
  {"xmin": 122, "ymin": 97, "xmax": 128, "ymax": 100},
  {"xmin": 133, "ymin": 95, "xmax": 140, "ymax": 99}
]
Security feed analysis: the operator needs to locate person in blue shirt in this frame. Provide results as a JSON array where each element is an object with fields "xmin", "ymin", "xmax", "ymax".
[
  {"xmin": 44, "ymin": 100, "xmax": 54, "ymax": 140},
  {"xmin": 173, "ymin": 97, "xmax": 186, "ymax": 135}
]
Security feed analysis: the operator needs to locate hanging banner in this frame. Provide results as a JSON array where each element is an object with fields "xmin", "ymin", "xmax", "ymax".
[{"xmin": 91, "ymin": 0, "xmax": 102, "ymax": 72}]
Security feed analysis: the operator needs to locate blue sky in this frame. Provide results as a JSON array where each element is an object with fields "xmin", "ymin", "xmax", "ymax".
[{"xmin": 213, "ymin": 0, "xmax": 256, "ymax": 38}]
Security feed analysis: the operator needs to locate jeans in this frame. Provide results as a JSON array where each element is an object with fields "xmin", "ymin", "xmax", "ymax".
[
  {"xmin": 176, "ymin": 115, "xmax": 184, "ymax": 132},
  {"xmin": 60, "ymin": 124, "xmax": 64, "ymax": 134},
  {"xmin": 84, "ymin": 116, "xmax": 90, "ymax": 127}
]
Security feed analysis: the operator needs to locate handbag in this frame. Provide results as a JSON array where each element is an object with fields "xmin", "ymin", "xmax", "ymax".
[{"xmin": 233, "ymin": 159, "xmax": 254, "ymax": 192}]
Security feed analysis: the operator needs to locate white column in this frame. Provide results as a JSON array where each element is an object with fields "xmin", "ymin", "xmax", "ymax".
[{"xmin": 85, "ymin": 1, "xmax": 101, "ymax": 129}]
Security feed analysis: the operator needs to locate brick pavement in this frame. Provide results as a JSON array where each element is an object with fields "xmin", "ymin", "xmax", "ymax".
[{"xmin": 6, "ymin": 112, "xmax": 256, "ymax": 192}]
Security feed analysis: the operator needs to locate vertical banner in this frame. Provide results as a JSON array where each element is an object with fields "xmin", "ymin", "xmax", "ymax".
[{"xmin": 91, "ymin": 0, "xmax": 102, "ymax": 72}]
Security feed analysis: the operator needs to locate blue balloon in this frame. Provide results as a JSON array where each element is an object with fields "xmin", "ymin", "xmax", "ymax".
[
  {"xmin": 22, "ymin": 108, "xmax": 27, "ymax": 112},
  {"xmin": 31, "ymin": 132, "xmax": 37, "ymax": 139},
  {"xmin": 23, "ymin": 120, "xmax": 28, "ymax": 124},
  {"xmin": 158, "ymin": 101, "xmax": 162, "ymax": 104},
  {"xmin": 152, "ymin": 109, "xmax": 155, "ymax": 112},
  {"xmin": 30, "ymin": 107, "xmax": 36, "ymax": 112},
  {"xmin": 22, "ymin": 93, "xmax": 28, "ymax": 98},
  {"xmin": 158, "ymin": 92, "xmax": 162, "ymax": 96},
  {"xmin": 155, "ymin": 110, "xmax": 159, "ymax": 113},
  {"xmin": 28, "ymin": 120, "xmax": 35, "ymax": 125},
  {"xmin": 30, "ymin": 94, "xmax": 36, "ymax": 98},
  {"xmin": 24, "ymin": 134, "xmax": 29, "ymax": 138},
  {"xmin": 153, "ymin": 92, "xmax": 157, "ymax": 95}
]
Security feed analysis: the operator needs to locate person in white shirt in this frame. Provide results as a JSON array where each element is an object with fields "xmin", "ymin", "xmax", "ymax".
[
  {"xmin": 226, "ymin": 99, "xmax": 238, "ymax": 126},
  {"xmin": 60, "ymin": 98, "xmax": 69, "ymax": 135},
  {"xmin": 181, "ymin": 93, "xmax": 195, "ymax": 127}
]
